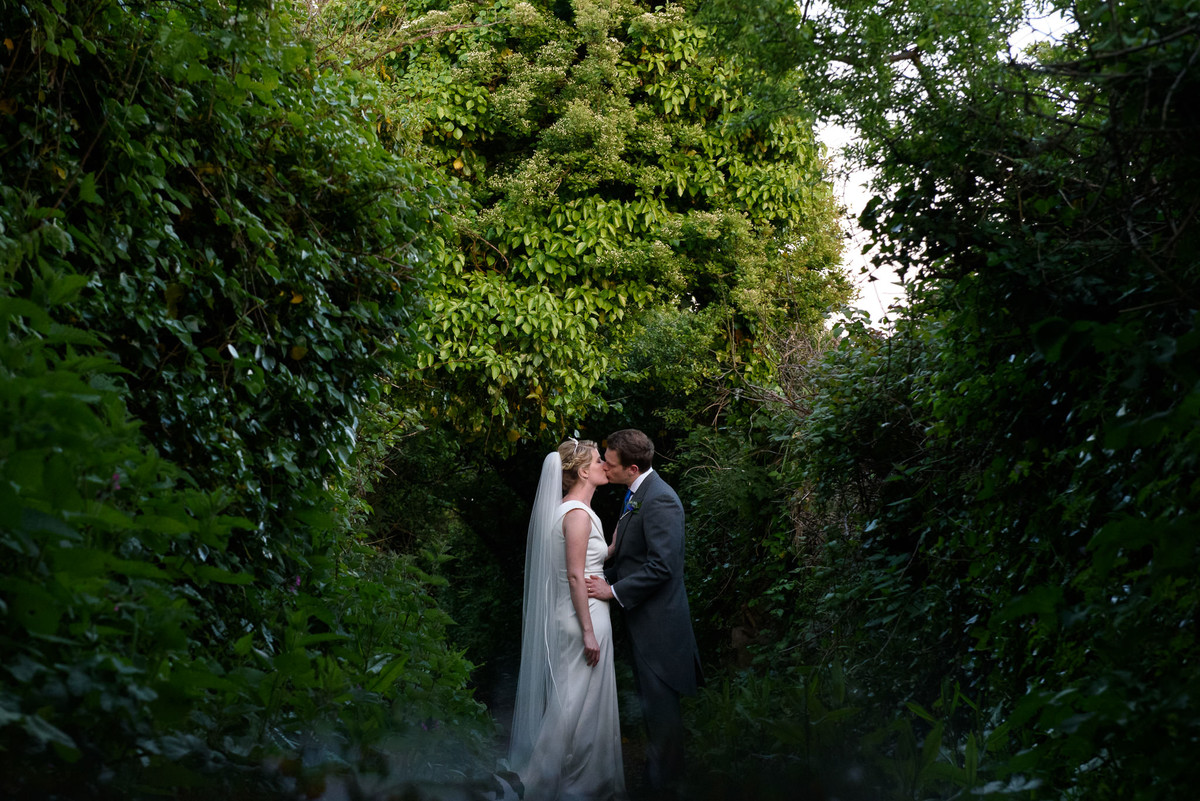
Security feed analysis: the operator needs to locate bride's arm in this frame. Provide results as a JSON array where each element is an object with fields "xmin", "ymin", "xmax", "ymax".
[{"xmin": 564, "ymin": 509, "xmax": 601, "ymax": 668}]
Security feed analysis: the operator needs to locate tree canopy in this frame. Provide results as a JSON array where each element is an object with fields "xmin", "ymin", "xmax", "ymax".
[
  {"xmin": 681, "ymin": 0, "xmax": 1200, "ymax": 796},
  {"xmin": 315, "ymin": 0, "xmax": 850, "ymax": 446}
]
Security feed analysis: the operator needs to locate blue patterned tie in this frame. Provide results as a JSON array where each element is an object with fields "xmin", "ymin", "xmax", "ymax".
[{"xmin": 622, "ymin": 489, "xmax": 633, "ymax": 513}]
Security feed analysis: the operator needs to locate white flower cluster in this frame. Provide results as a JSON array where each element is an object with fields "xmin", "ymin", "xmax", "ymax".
[
  {"xmin": 508, "ymin": 2, "xmax": 542, "ymax": 28},
  {"xmin": 488, "ymin": 152, "xmax": 563, "ymax": 207}
]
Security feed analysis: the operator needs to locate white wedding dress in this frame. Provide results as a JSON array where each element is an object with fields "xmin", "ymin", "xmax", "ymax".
[{"xmin": 512, "ymin": 500, "xmax": 627, "ymax": 801}]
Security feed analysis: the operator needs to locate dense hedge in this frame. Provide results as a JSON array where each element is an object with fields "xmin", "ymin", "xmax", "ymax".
[
  {"xmin": 1, "ymin": 0, "xmax": 488, "ymax": 795},
  {"xmin": 681, "ymin": 0, "xmax": 1200, "ymax": 797}
]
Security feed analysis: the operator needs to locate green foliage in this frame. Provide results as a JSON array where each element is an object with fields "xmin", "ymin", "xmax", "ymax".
[
  {"xmin": 686, "ymin": 666, "xmax": 864, "ymax": 800},
  {"xmin": 638, "ymin": 0, "xmax": 1200, "ymax": 797},
  {"xmin": 671, "ymin": 426, "xmax": 796, "ymax": 658},
  {"xmin": 3, "ymin": 0, "xmax": 449, "ymax": 514},
  {"xmin": 0, "ymin": 294, "xmax": 489, "ymax": 788},
  {"xmin": 1, "ymin": 0, "xmax": 490, "ymax": 793},
  {"xmin": 349, "ymin": 419, "xmax": 528, "ymax": 669},
  {"xmin": 0, "ymin": 269, "xmax": 283, "ymax": 794},
  {"xmin": 315, "ymin": 0, "xmax": 850, "ymax": 447},
  {"xmin": 317, "ymin": 540, "xmax": 492, "ymax": 770},
  {"xmin": 747, "ymin": 0, "xmax": 1200, "ymax": 797}
]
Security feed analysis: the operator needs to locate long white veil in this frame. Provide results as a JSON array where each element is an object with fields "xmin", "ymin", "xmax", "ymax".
[{"xmin": 509, "ymin": 450, "xmax": 564, "ymax": 773}]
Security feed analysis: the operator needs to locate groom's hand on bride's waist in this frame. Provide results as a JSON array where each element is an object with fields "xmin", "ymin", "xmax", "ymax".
[{"xmin": 585, "ymin": 574, "xmax": 614, "ymax": 602}]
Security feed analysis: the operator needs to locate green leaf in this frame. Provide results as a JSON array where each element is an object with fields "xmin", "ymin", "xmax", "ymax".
[
  {"xmin": 78, "ymin": 172, "xmax": 103, "ymax": 205},
  {"xmin": 24, "ymin": 714, "xmax": 78, "ymax": 751},
  {"xmin": 8, "ymin": 579, "xmax": 65, "ymax": 636},
  {"xmin": 46, "ymin": 273, "xmax": 91, "ymax": 306},
  {"xmin": 192, "ymin": 565, "xmax": 254, "ymax": 585}
]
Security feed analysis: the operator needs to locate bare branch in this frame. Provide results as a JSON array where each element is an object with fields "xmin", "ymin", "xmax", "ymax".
[{"xmin": 353, "ymin": 22, "xmax": 502, "ymax": 71}]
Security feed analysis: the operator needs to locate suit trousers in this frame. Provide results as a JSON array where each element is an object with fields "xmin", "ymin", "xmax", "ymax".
[{"xmin": 630, "ymin": 638, "xmax": 685, "ymax": 793}]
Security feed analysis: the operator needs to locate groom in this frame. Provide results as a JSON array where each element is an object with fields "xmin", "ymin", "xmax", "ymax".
[{"xmin": 586, "ymin": 428, "xmax": 702, "ymax": 797}]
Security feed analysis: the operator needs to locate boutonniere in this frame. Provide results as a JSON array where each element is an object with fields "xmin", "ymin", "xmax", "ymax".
[{"xmin": 620, "ymin": 501, "xmax": 640, "ymax": 518}]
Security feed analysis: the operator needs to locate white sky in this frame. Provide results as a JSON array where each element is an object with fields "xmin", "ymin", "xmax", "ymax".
[
  {"xmin": 819, "ymin": 122, "xmax": 905, "ymax": 327},
  {"xmin": 818, "ymin": 4, "xmax": 1073, "ymax": 329}
]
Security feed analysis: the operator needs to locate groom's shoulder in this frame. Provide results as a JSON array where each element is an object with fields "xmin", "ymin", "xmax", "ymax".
[{"xmin": 647, "ymin": 471, "xmax": 681, "ymax": 501}]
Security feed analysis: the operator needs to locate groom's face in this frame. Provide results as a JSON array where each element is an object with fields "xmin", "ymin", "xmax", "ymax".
[{"xmin": 602, "ymin": 448, "xmax": 637, "ymax": 487}]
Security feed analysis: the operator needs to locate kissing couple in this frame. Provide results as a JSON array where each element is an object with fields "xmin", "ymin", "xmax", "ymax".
[{"xmin": 508, "ymin": 429, "xmax": 703, "ymax": 800}]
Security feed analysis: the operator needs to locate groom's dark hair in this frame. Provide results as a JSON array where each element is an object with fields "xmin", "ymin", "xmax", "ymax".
[{"xmin": 607, "ymin": 429, "xmax": 654, "ymax": 472}]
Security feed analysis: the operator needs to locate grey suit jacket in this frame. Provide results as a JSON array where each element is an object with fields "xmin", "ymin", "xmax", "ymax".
[{"xmin": 606, "ymin": 471, "xmax": 701, "ymax": 695}]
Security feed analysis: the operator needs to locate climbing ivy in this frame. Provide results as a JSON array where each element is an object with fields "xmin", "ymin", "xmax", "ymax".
[{"xmin": 315, "ymin": 0, "xmax": 851, "ymax": 447}]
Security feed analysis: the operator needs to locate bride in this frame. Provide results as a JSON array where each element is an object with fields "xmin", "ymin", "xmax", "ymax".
[{"xmin": 509, "ymin": 439, "xmax": 627, "ymax": 800}]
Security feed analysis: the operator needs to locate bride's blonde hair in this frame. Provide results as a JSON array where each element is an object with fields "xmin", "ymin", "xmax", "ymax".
[{"xmin": 558, "ymin": 438, "xmax": 597, "ymax": 493}]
